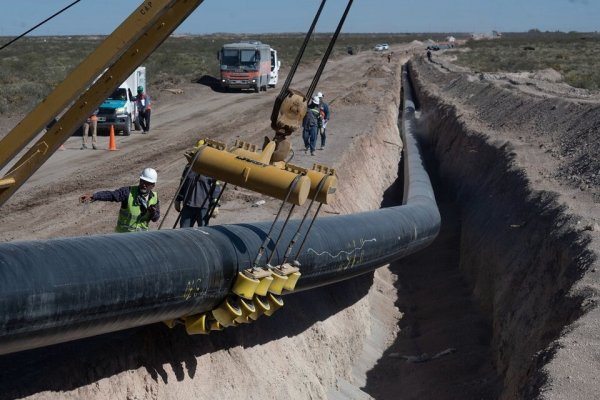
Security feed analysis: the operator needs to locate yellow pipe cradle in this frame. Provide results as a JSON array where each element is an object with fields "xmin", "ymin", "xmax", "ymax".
[
  {"xmin": 288, "ymin": 163, "xmax": 337, "ymax": 205},
  {"xmin": 189, "ymin": 145, "xmax": 311, "ymax": 206}
]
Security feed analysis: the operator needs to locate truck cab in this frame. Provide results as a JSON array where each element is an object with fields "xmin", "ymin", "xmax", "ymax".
[{"xmin": 218, "ymin": 41, "xmax": 271, "ymax": 92}]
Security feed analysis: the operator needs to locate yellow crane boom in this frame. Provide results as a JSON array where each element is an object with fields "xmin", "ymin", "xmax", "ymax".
[{"xmin": 0, "ymin": 0, "xmax": 205, "ymax": 207}]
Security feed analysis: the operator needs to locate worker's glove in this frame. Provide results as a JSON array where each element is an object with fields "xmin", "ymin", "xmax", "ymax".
[
  {"xmin": 148, "ymin": 205, "xmax": 158, "ymax": 219},
  {"xmin": 174, "ymin": 200, "xmax": 182, "ymax": 213},
  {"xmin": 212, "ymin": 207, "xmax": 220, "ymax": 218},
  {"xmin": 80, "ymin": 194, "xmax": 93, "ymax": 203}
]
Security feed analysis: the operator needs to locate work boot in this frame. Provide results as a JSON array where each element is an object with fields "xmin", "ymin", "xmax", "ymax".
[
  {"xmin": 80, "ymin": 144, "xmax": 87, "ymax": 150},
  {"xmin": 92, "ymin": 144, "xmax": 97, "ymax": 150}
]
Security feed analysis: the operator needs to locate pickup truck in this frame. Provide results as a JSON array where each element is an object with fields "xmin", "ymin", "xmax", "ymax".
[{"xmin": 96, "ymin": 66, "xmax": 146, "ymax": 135}]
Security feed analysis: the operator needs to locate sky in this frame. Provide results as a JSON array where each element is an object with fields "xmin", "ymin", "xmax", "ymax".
[{"xmin": 0, "ymin": 0, "xmax": 597, "ymax": 37}]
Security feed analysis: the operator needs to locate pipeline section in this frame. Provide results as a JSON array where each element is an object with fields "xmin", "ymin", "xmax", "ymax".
[{"xmin": 0, "ymin": 65, "xmax": 439, "ymax": 355}]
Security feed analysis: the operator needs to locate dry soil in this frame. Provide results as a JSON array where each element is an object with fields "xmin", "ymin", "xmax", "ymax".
[{"xmin": 0, "ymin": 41, "xmax": 599, "ymax": 400}]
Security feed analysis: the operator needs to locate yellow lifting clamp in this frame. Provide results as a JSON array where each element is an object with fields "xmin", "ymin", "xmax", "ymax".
[
  {"xmin": 209, "ymin": 320, "xmax": 224, "ymax": 331},
  {"xmin": 263, "ymin": 293, "xmax": 285, "ymax": 317},
  {"xmin": 248, "ymin": 295, "xmax": 271, "ymax": 320},
  {"xmin": 234, "ymin": 297, "xmax": 257, "ymax": 324},
  {"xmin": 279, "ymin": 263, "xmax": 302, "ymax": 292},
  {"xmin": 163, "ymin": 319, "xmax": 180, "ymax": 329},
  {"xmin": 254, "ymin": 270, "xmax": 275, "ymax": 296},
  {"xmin": 184, "ymin": 313, "xmax": 210, "ymax": 335},
  {"xmin": 211, "ymin": 297, "xmax": 243, "ymax": 328},
  {"xmin": 232, "ymin": 267, "xmax": 274, "ymax": 299}
]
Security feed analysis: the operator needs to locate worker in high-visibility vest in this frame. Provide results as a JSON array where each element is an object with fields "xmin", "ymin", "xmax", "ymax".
[{"xmin": 79, "ymin": 168, "xmax": 160, "ymax": 232}]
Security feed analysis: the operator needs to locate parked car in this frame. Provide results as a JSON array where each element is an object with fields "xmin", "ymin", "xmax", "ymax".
[
  {"xmin": 381, "ymin": 43, "xmax": 389, "ymax": 50},
  {"xmin": 374, "ymin": 44, "xmax": 384, "ymax": 51}
]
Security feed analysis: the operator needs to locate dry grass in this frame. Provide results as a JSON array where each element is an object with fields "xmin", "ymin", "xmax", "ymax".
[
  {"xmin": 0, "ymin": 33, "xmax": 447, "ymax": 116},
  {"xmin": 3, "ymin": 32, "xmax": 598, "ymax": 116},
  {"xmin": 450, "ymin": 32, "xmax": 600, "ymax": 90}
]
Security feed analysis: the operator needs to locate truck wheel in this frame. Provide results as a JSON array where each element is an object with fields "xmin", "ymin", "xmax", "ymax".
[
  {"xmin": 123, "ymin": 116, "xmax": 131, "ymax": 136},
  {"xmin": 254, "ymin": 85, "xmax": 260, "ymax": 93},
  {"xmin": 134, "ymin": 116, "xmax": 141, "ymax": 131}
]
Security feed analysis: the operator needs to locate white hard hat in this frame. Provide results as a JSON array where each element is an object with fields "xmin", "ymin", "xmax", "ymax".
[
  {"xmin": 312, "ymin": 95, "xmax": 320, "ymax": 105},
  {"xmin": 140, "ymin": 167, "xmax": 157, "ymax": 183},
  {"xmin": 317, "ymin": 91, "xmax": 323, "ymax": 98}
]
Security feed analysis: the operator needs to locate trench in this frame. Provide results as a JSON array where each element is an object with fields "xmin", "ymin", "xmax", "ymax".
[{"xmin": 368, "ymin": 59, "xmax": 595, "ymax": 399}]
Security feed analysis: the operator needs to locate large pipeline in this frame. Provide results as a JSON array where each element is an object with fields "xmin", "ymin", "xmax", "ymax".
[{"xmin": 0, "ymin": 66, "xmax": 440, "ymax": 356}]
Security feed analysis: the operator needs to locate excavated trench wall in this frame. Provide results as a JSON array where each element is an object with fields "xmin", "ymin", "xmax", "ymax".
[{"xmin": 407, "ymin": 59, "xmax": 597, "ymax": 399}]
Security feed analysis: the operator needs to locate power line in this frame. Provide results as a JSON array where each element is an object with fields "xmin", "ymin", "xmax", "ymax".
[{"xmin": 0, "ymin": 0, "xmax": 82, "ymax": 51}]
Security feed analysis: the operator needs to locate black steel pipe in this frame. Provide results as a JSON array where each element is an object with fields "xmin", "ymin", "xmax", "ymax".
[{"xmin": 0, "ymin": 65, "xmax": 439, "ymax": 355}]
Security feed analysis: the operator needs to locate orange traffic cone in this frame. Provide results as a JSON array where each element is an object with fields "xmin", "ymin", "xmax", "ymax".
[{"xmin": 108, "ymin": 125, "xmax": 117, "ymax": 151}]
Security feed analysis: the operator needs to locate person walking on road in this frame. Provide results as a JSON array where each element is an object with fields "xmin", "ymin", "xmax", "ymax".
[
  {"xmin": 317, "ymin": 92, "xmax": 330, "ymax": 150},
  {"xmin": 175, "ymin": 161, "xmax": 221, "ymax": 228},
  {"xmin": 135, "ymin": 85, "xmax": 152, "ymax": 134},
  {"xmin": 81, "ymin": 109, "xmax": 99, "ymax": 150},
  {"xmin": 303, "ymin": 95, "xmax": 321, "ymax": 156},
  {"xmin": 79, "ymin": 168, "xmax": 160, "ymax": 232}
]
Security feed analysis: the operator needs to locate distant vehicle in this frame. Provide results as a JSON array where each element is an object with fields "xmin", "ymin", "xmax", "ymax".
[
  {"xmin": 426, "ymin": 43, "xmax": 454, "ymax": 51},
  {"xmin": 374, "ymin": 44, "xmax": 384, "ymax": 51},
  {"xmin": 217, "ymin": 40, "xmax": 271, "ymax": 93},
  {"xmin": 268, "ymin": 47, "xmax": 280, "ymax": 88},
  {"xmin": 96, "ymin": 66, "xmax": 145, "ymax": 136},
  {"xmin": 381, "ymin": 43, "xmax": 389, "ymax": 50}
]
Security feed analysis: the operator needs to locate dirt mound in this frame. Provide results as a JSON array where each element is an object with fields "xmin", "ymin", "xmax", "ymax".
[
  {"xmin": 336, "ymin": 89, "xmax": 373, "ymax": 107},
  {"xmin": 365, "ymin": 64, "xmax": 393, "ymax": 78},
  {"xmin": 531, "ymin": 68, "xmax": 563, "ymax": 82}
]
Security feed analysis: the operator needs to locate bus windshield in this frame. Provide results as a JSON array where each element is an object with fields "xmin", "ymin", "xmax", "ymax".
[{"xmin": 221, "ymin": 49, "xmax": 259, "ymax": 70}]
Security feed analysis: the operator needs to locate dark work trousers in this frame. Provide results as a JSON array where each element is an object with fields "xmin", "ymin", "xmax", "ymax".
[
  {"xmin": 180, "ymin": 206, "xmax": 209, "ymax": 228},
  {"xmin": 302, "ymin": 126, "xmax": 318, "ymax": 154},
  {"xmin": 320, "ymin": 126, "xmax": 327, "ymax": 147},
  {"xmin": 139, "ymin": 110, "xmax": 151, "ymax": 132}
]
